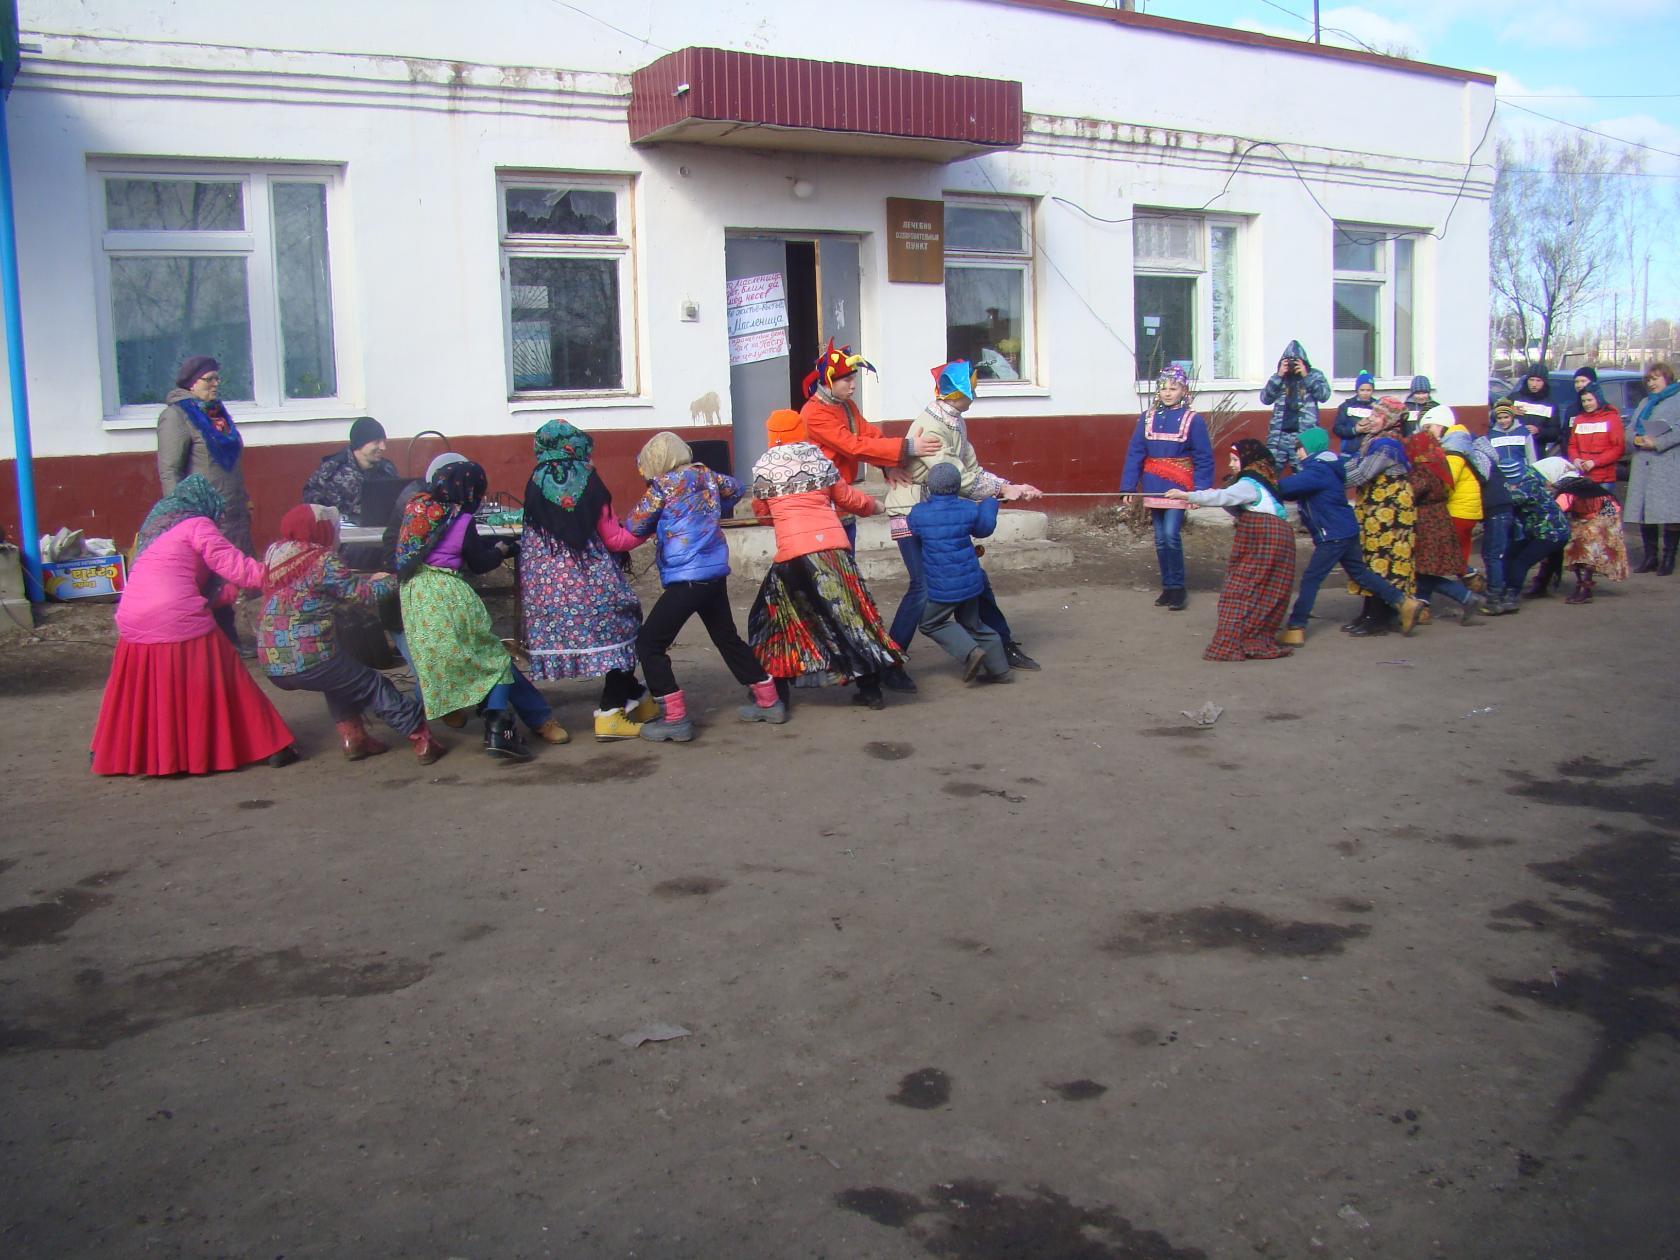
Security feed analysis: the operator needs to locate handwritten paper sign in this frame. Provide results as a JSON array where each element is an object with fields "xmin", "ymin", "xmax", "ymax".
[
  {"xmin": 729, "ymin": 327, "xmax": 790, "ymax": 367},
  {"xmin": 726, "ymin": 270, "xmax": 790, "ymax": 361}
]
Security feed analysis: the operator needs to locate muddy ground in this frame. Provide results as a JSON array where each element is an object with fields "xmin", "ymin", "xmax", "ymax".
[{"xmin": 1, "ymin": 520, "xmax": 1677, "ymax": 1260}]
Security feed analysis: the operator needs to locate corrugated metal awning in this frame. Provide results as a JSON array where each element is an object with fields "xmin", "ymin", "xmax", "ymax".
[{"xmin": 629, "ymin": 47, "xmax": 1021, "ymax": 161}]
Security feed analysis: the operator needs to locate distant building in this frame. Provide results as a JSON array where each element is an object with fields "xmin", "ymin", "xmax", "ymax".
[{"xmin": 1, "ymin": 0, "xmax": 1495, "ymax": 540}]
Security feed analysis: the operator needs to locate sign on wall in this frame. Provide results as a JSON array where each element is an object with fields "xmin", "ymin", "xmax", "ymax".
[
  {"xmin": 726, "ymin": 271, "xmax": 790, "ymax": 365},
  {"xmin": 886, "ymin": 198, "xmax": 944, "ymax": 284}
]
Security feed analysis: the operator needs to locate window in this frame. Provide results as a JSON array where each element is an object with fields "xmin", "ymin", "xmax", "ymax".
[
  {"xmin": 944, "ymin": 196, "xmax": 1035, "ymax": 385},
  {"xmin": 498, "ymin": 175, "xmax": 636, "ymax": 396},
  {"xmin": 1332, "ymin": 223, "xmax": 1415, "ymax": 380},
  {"xmin": 1132, "ymin": 214, "xmax": 1241, "ymax": 381},
  {"xmin": 95, "ymin": 165, "xmax": 346, "ymax": 419}
]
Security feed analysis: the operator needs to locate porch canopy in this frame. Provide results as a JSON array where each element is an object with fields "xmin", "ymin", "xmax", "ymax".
[{"xmin": 629, "ymin": 47, "xmax": 1021, "ymax": 161}]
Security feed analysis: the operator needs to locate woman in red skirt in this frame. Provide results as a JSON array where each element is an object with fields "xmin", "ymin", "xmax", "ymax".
[
  {"xmin": 1165, "ymin": 439, "xmax": 1298, "ymax": 662},
  {"xmin": 91, "ymin": 475, "xmax": 296, "ymax": 775}
]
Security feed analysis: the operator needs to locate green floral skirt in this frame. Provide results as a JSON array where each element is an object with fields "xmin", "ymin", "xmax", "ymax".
[{"xmin": 400, "ymin": 565, "xmax": 513, "ymax": 720}]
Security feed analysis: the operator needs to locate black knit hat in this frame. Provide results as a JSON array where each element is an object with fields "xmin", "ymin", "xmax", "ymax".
[{"xmin": 349, "ymin": 416, "xmax": 386, "ymax": 450}]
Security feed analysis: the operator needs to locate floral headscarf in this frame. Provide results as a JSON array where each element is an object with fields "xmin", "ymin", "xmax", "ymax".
[
  {"xmin": 532, "ymin": 420, "xmax": 593, "ymax": 510},
  {"xmin": 263, "ymin": 504, "xmax": 337, "ymax": 594},
  {"xmin": 751, "ymin": 441, "xmax": 841, "ymax": 499},
  {"xmin": 135, "ymin": 474, "xmax": 225, "ymax": 561},
  {"xmin": 394, "ymin": 460, "xmax": 488, "ymax": 578},
  {"xmin": 1405, "ymin": 429, "xmax": 1454, "ymax": 492}
]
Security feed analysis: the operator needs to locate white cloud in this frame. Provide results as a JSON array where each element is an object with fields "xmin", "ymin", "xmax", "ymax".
[{"xmin": 1495, "ymin": 0, "xmax": 1672, "ymax": 48}]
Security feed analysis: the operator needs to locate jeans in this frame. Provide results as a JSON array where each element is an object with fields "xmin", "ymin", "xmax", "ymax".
[
  {"xmin": 268, "ymin": 651, "xmax": 425, "ymax": 736},
  {"xmin": 1288, "ymin": 536, "xmax": 1403, "ymax": 628},
  {"xmin": 1505, "ymin": 538, "xmax": 1565, "ymax": 594},
  {"xmin": 484, "ymin": 666, "xmax": 552, "ymax": 730},
  {"xmin": 889, "ymin": 534, "xmax": 1013, "ymax": 650},
  {"xmin": 1418, "ymin": 574, "xmax": 1473, "ymax": 606},
  {"xmin": 1481, "ymin": 509, "xmax": 1513, "ymax": 596},
  {"xmin": 1151, "ymin": 508, "xmax": 1186, "ymax": 590},
  {"xmin": 636, "ymin": 578, "xmax": 766, "ymax": 697},
  {"xmin": 920, "ymin": 597, "xmax": 1008, "ymax": 677}
]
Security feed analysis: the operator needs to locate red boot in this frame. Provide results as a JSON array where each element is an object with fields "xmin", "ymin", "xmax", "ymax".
[
  {"xmin": 408, "ymin": 723, "xmax": 447, "ymax": 765},
  {"xmin": 336, "ymin": 716, "xmax": 389, "ymax": 761}
]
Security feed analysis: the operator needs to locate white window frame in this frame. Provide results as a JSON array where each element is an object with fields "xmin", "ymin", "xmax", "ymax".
[
  {"xmin": 942, "ymin": 193, "xmax": 1041, "ymax": 394},
  {"xmin": 91, "ymin": 160, "xmax": 357, "ymax": 429},
  {"xmin": 1331, "ymin": 222, "xmax": 1417, "ymax": 384},
  {"xmin": 1130, "ymin": 211, "xmax": 1244, "ymax": 387},
  {"xmin": 497, "ymin": 172, "xmax": 639, "ymax": 401}
]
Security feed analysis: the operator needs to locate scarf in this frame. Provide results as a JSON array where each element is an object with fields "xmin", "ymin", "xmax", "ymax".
[
  {"xmin": 394, "ymin": 460, "xmax": 487, "ymax": 578},
  {"xmin": 1406, "ymin": 431, "xmax": 1454, "ymax": 492},
  {"xmin": 264, "ymin": 504, "xmax": 337, "ymax": 595},
  {"xmin": 531, "ymin": 420, "xmax": 594, "ymax": 509},
  {"xmin": 135, "ymin": 474, "xmax": 224, "ymax": 561},
  {"xmin": 1633, "ymin": 380, "xmax": 1680, "ymax": 437},
  {"xmin": 1441, "ymin": 428, "xmax": 1494, "ymax": 480},
  {"xmin": 176, "ymin": 396, "xmax": 244, "ymax": 472},
  {"xmin": 751, "ymin": 441, "xmax": 840, "ymax": 499}
]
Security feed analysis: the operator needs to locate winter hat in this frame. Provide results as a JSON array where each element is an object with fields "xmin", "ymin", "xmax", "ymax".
[
  {"xmin": 175, "ymin": 355, "xmax": 219, "ymax": 389},
  {"xmin": 1493, "ymin": 398, "xmax": 1518, "ymax": 424},
  {"xmin": 1408, "ymin": 375, "xmax": 1433, "ymax": 396},
  {"xmin": 349, "ymin": 416, "xmax": 386, "ymax": 451},
  {"xmin": 1573, "ymin": 366, "xmax": 1599, "ymax": 385},
  {"xmin": 1419, "ymin": 406, "xmax": 1455, "ymax": 430},
  {"xmin": 1577, "ymin": 382, "xmax": 1608, "ymax": 407},
  {"xmin": 1354, "ymin": 370, "xmax": 1375, "ymax": 390},
  {"xmin": 1296, "ymin": 428, "xmax": 1330, "ymax": 457},
  {"xmin": 927, "ymin": 461, "xmax": 962, "ymax": 496},
  {"xmin": 766, "ymin": 409, "xmax": 806, "ymax": 447}
]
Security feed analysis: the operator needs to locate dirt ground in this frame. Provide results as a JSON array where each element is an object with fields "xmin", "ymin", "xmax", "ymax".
[{"xmin": 1, "ymin": 521, "xmax": 1678, "ymax": 1260}]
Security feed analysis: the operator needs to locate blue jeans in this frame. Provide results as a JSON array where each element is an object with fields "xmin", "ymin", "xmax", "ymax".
[
  {"xmin": 1418, "ymin": 574, "xmax": 1473, "ymax": 606},
  {"xmin": 890, "ymin": 534, "xmax": 1012, "ymax": 650},
  {"xmin": 484, "ymin": 665, "xmax": 552, "ymax": 731},
  {"xmin": 1505, "ymin": 538, "xmax": 1565, "ymax": 595},
  {"xmin": 1481, "ymin": 509, "xmax": 1512, "ymax": 596},
  {"xmin": 1151, "ymin": 508, "xmax": 1186, "ymax": 590},
  {"xmin": 1288, "ymin": 536, "xmax": 1403, "ymax": 628}
]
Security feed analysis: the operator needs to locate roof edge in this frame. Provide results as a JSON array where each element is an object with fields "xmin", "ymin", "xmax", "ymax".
[{"xmin": 976, "ymin": 0, "xmax": 1497, "ymax": 86}]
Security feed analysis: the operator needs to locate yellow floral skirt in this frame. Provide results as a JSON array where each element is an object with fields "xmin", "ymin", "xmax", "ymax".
[{"xmin": 1348, "ymin": 473, "xmax": 1416, "ymax": 598}]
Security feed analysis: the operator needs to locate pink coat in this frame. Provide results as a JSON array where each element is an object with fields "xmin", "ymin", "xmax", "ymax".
[{"xmin": 116, "ymin": 517, "xmax": 266, "ymax": 644}]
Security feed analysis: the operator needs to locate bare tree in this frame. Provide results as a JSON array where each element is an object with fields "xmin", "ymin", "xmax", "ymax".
[{"xmin": 1489, "ymin": 133, "xmax": 1635, "ymax": 365}]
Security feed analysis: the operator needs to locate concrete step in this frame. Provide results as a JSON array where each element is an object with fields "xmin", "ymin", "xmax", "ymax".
[{"xmin": 724, "ymin": 509, "xmax": 1064, "ymax": 580}]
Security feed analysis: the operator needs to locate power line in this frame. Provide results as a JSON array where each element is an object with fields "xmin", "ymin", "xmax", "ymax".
[
  {"xmin": 1498, "ymin": 100, "xmax": 1680, "ymax": 162},
  {"xmin": 541, "ymin": 0, "xmax": 671, "ymax": 53},
  {"xmin": 1502, "ymin": 93, "xmax": 1680, "ymax": 100}
]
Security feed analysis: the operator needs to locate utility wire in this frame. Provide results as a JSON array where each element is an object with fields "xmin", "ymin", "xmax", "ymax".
[
  {"xmin": 541, "ymin": 0, "xmax": 671, "ymax": 53},
  {"xmin": 1497, "ymin": 100, "xmax": 1680, "ymax": 162}
]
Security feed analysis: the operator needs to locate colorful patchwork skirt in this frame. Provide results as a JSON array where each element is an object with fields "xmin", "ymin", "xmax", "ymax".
[
  {"xmin": 400, "ymin": 564, "xmax": 514, "ymax": 720},
  {"xmin": 747, "ymin": 549, "xmax": 903, "ymax": 686},
  {"xmin": 90, "ymin": 629, "xmax": 294, "ymax": 775},
  {"xmin": 1205, "ymin": 512, "xmax": 1297, "ymax": 662}
]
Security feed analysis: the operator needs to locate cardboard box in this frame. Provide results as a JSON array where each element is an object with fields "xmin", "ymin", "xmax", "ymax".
[{"xmin": 42, "ymin": 554, "xmax": 127, "ymax": 601}]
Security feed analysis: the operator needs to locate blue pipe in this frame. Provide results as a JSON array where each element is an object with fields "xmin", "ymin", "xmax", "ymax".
[{"xmin": 0, "ymin": 91, "xmax": 40, "ymax": 601}]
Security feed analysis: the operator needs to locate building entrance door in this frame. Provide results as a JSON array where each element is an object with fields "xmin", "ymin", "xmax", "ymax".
[{"xmin": 724, "ymin": 233, "xmax": 861, "ymax": 483}]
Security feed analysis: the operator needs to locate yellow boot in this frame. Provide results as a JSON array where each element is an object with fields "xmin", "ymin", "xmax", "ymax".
[
  {"xmin": 627, "ymin": 694, "xmax": 659, "ymax": 723},
  {"xmin": 1276, "ymin": 627, "xmax": 1305, "ymax": 648},
  {"xmin": 533, "ymin": 719, "xmax": 570, "ymax": 745},
  {"xmin": 593, "ymin": 709, "xmax": 643, "ymax": 740}
]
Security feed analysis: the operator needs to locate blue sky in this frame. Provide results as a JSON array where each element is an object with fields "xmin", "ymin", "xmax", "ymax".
[{"xmin": 1127, "ymin": 0, "xmax": 1680, "ymax": 323}]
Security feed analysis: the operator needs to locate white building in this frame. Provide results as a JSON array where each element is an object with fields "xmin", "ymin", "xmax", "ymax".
[{"xmin": 0, "ymin": 0, "xmax": 1495, "ymax": 539}]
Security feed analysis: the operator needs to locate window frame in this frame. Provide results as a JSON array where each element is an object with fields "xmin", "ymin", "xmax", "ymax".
[
  {"xmin": 1331, "ymin": 222, "xmax": 1418, "ymax": 384},
  {"xmin": 942, "ymin": 193, "xmax": 1040, "ymax": 393},
  {"xmin": 496, "ymin": 171, "xmax": 639, "ymax": 401},
  {"xmin": 90, "ymin": 159, "xmax": 356, "ymax": 429},
  {"xmin": 1130, "ymin": 211, "xmax": 1245, "ymax": 387}
]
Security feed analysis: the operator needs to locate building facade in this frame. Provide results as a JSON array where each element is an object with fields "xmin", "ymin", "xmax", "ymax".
[{"xmin": 0, "ymin": 0, "xmax": 1495, "ymax": 544}]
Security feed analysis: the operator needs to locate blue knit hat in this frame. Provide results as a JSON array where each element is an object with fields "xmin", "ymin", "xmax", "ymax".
[
  {"xmin": 1354, "ymin": 370, "xmax": 1375, "ymax": 390},
  {"xmin": 927, "ymin": 462, "xmax": 962, "ymax": 496}
]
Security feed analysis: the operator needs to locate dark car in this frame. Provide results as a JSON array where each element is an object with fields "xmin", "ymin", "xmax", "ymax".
[
  {"xmin": 1487, "ymin": 375, "xmax": 1512, "ymax": 407},
  {"xmin": 1549, "ymin": 368, "xmax": 1646, "ymax": 420}
]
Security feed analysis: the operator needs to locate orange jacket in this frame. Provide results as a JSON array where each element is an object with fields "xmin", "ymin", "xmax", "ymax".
[
  {"xmin": 1567, "ymin": 407, "xmax": 1624, "ymax": 485},
  {"xmin": 751, "ymin": 481, "xmax": 877, "ymax": 562},
  {"xmin": 798, "ymin": 395, "xmax": 907, "ymax": 485}
]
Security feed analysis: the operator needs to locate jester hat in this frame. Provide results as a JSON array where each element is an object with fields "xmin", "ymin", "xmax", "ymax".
[
  {"xmin": 931, "ymin": 359, "xmax": 977, "ymax": 402},
  {"xmin": 802, "ymin": 338, "xmax": 875, "ymax": 398}
]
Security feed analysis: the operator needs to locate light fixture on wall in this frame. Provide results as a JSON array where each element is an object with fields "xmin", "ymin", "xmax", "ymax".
[{"xmin": 789, "ymin": 177, "xmax": 815, "ymax": 200}]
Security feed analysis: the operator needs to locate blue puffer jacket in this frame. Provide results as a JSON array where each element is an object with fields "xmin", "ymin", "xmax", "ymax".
[
  {"xmin": 1276, "ymin": 451, "xmax": 1358, "ymax": 542},
  {"xmin": 907, "ymin": 493, "xmax": 999, "ymax": 603},
  {"xmin": 625, "ymin": 464, "xmax": 742, "ymax": 584}
]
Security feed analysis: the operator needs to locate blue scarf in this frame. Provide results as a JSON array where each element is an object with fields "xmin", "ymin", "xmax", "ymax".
[
  {"xmin": 177, "ymin": 396, "xmax": 243, "ymax": 471},
  {"xmin": 1633, "ymin": 380, "xmax": 1680, "ymax": 438}
]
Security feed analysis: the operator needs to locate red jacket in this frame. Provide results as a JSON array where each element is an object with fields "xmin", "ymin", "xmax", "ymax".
[
  {"xmin": 752, "ymin": 481, "xmax": 876, "ymax": 562},
  {"xmin": 799, "ymin": 395, "xmax": 907, "ymax": 485},
  {"xmin": 1568, "ymin": 406, "xmax": 1624, "ymax": 484}
]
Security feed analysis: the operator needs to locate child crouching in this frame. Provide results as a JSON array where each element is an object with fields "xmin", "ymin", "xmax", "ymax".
[
  {"xmin": 906, "ymin": 462, "xmax": 1011, "ymax": 683},
  {"xmin": 625, "ymin": 432, "xmax": 784, "ymax": 742}
]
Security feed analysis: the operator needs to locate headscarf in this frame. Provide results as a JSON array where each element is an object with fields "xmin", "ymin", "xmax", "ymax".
[
  {"xmin": 263, "ymin": 504, "xmax": 337, "ymax": 594},
  {"xmin": 751, "ymin": 441, "xmax": 841, "ymax": 499},
  {"xmin": 932, "ymin": 360, "xmax": 977, "ymax": 402},
  {"xmin": 1358, "ymin": 397, "xmax": 1410, "ymax": 472},
  {"xmin": 426, "ymin": 451, "xmax": 468, "ymax": 483},
  {"xmin": 1576, "ymin": 382, "xmax": 1609, "ymax": 411},
  {"xmin": 1405, "ymin": 429, "xmax": 1454, "ymax": 492},
  {"xmin": 766, "ymin": 409, "xmax": 806, "ymax": 447},
  {"xmin": 1533, "ymin": 455, "xmax": 1577, "ymax": 486},
  {"xmin": 1229, "ymin": 438, "xmax": 1278, "ymax": 489},
  {"xmin": 393, "ymin": 459, "xmax": 487, "ymax": 578},
  {"xmin": 525, "ymin": 421, "xmax": 610, "ymax": 555},
  {"xmin": 1368, "ymin": 396, "xmax": 1407, "ymax": 435},
  {"xmin": 1440, "ymin": 426, "xmax": 1493, "ymax": 480},
  {"xmin": 803, "ymin": 338, "xmax": 875, "ymax": 399},
  {"xmin": 135, "ymin": 474, "xmax": 224, "ymax": 561}
]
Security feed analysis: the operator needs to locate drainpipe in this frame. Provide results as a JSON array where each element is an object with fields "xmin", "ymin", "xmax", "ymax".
[{"xmin": 0, "ymin": 81, "xmax": 40, "ymax": 601}]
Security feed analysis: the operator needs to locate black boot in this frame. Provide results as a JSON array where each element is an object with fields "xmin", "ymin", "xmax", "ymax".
[
  {"xmin": 1164, "ymin": 587, "xmax": 1187, "ymax": 611},
  {"xmin": 484, "ymin": 710, "xmax": 534, "ymax": 761},
  {"xmin": 1637, "ymin": 525, "xmax": 1661, "ymax": 573},
  {"xmin": 1341, "ymin": 596, "xmax": 1376, "ymax": 633},
  {"xmin": 1004, "ymin": 640, "xmax": 1041, "ymax": 671},
  {"xmin": 1661, "ymin": 527, "xmax": 1680, "ymax": 577},
  {"xmin": 1153, "ymin": 590, "xmax": 1171, "ymax": 607}
]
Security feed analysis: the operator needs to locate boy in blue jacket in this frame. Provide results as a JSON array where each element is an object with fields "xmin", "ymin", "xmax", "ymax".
[
  {"xmin": 1275, "ymin": 428, "xmax": 1421, "ymax": 645},
  {"xmin": 907, "ymin": 462, "xmax": 1011, "ymax": 683}
]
